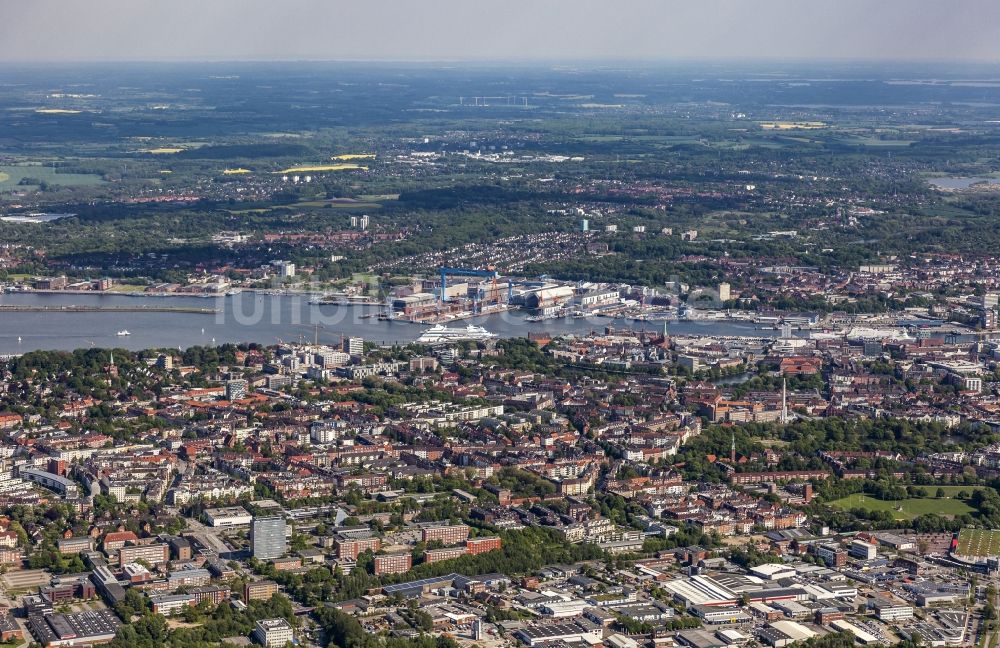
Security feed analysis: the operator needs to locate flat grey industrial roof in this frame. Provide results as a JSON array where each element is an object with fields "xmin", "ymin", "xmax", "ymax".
[{"xmin": 382, "ymin": 573, "xmax": 462, "ymax": 595}]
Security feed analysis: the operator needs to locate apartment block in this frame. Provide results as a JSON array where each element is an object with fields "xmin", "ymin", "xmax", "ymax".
[
  {"xmin": 118, "ymin": 543, "xmax": 169, "ymax": 566},
  {"xmin": 374, "ymin": 552, "xmax": 412, "ymax": 575},
  {"xmin": 466, "ymin": 536, "xmax": 502, "ymax": 555},
  {"xmin": 420, "ymin": 523, "xmax": 470, "ymax": 546},
  {"xmin": 424, "ymin": 546, "xmax": 468, "ymax": 564}
]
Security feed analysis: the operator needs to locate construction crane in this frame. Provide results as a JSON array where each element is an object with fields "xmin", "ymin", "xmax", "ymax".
[
  {"xmin": 490, "ymin": 266, "xmax": 500, "ymax": 306},
  {"xmin": 290, "ymin": 323, "xmax": 337, "ymax": 346}
]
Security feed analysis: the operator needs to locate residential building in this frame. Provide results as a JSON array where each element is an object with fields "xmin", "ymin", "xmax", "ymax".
[
  {"xmin": 246, "ymin": 580, "xmax": 280, "ymax": 602},
  {"xmin": 466, "ymin": 536, "xmax": 502, "ymax": 555},
  {"xmin": 225, "ymin": 379, "xmax": 248, "ymax": 401},
  {"xmin": 374, "ymin": 552, "xmax": 412, "ymax": 575},
  {"xmin": 425, "ymin": 546, "xmax": 468, "ymax": 563},
  {"xmin": 420, "ymin": 523, "xmax": 470, "ymax": 545},
  {"xmin": 344, "ymin": 337, "xmax": 364, "ymax": 356},
  {"xmin": 118, "ymin": 543, "xmax": 169, "ymax": 566},
  {"xmin": 253, "ymin": 618, "xmax": 294, "ymax": 647}
]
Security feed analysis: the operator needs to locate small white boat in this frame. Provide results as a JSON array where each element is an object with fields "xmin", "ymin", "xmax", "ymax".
[{"xmin": 116, "ymin": 330, "xmax": 131, "ymax": 336}]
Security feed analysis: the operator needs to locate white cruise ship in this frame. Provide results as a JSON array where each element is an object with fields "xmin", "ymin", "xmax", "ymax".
[{"xmin": 417, "ymin": 324, "xmax": 496, "ymax": 344}]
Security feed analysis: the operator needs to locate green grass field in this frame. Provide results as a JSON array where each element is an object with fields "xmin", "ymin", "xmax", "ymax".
[
  {"xmin": 828, "ymin": 493, "xmax": 975, "ymax": 520},
  {"xmin": 839, "ymin": 136, "xmax": 916, "ymax": 147},
  {"xmin": 575, "ymin": 134, "xmax": 702, "ymax": 144},
  {"xmin": 107, "ymin": 284, "xmax": 149, "ymax": 293},
  {"xmin": 935, "ymin": 485, "xmax": 993, "ymax": 496},
  {"xmin": 956, "ymin": 528, "xmax": 1000, "ymax": 558},
  {"xmin": 290, "ymin": 200, "xmax": 381, "ymax": 210},
  {"xmin": 0, "ymin": 165, "xmax": 104, "ymax": 189}
]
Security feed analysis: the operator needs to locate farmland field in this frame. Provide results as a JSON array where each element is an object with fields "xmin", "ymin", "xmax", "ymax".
[
  {"xmin": 956, "ymin": 528, "xmax": 1000, "ymax": 557},
  {"xmin": 0, "ymin": 165, "xmax": 104, "ymax": 189},
  {"xmin": 275, "ymin": 164, "xmax": 367, "ymax": 174},
  {"xmin": 828, "ymin": 493, "xmax": 975, "ymax": 520}
]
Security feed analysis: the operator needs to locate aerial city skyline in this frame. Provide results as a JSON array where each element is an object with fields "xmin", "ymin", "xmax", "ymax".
[{"xmin": 2, "ymin": 3, "xmax": 1000, "ymax": 648}]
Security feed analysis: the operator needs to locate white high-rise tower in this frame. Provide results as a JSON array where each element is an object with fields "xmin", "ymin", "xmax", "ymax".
[{"xmin": 781, "ymin": 378, "xmax": 788, "ymax": 424}]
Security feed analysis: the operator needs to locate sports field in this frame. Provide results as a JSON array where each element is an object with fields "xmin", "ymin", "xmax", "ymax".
[
  {"xmin": 956, "ymin": 528, "xmax": 1000, "ymax": 558},
  {"xmin": 828, "ymin": 493, "xmax": 974, "ymax": 520}
]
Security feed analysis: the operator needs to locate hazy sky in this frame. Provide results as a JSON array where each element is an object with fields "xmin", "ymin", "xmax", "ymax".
[{"xmin": 2, "ymin": 0, "xmax": 999, "ymax": 63}]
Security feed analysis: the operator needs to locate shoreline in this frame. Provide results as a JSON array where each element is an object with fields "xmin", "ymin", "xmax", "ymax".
[
  {"xmin": 4, "ymin": 287, "xmax": 348, "ymax": 299},
  {"xmin": 0, "ymin": 304, "xmax": 218, "ymax": 314}
]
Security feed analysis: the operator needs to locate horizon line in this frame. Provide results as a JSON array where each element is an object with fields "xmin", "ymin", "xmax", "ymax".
[{"xmin": 3, "ymin": 55, "xmax": 1000, "ymax": 67}]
